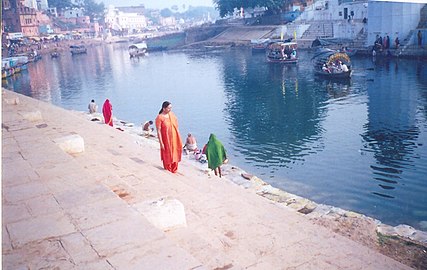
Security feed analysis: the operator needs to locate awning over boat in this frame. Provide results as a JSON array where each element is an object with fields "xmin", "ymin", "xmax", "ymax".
[
  {"xmin": 129, "ymin": 43, "xmax": 147, "ymax": 50},
  {"xmin": 267, "ymin": 41, "xmax": 297, "ymax": 49}
]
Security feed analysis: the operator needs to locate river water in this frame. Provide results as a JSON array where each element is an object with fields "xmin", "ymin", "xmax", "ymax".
[{"xmin": 4, "ymin": 43, "xmax": 427, "ymax": 230}]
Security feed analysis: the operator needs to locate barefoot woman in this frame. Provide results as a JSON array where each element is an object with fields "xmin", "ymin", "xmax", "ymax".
[{"xmin": 155, "ymin": 101, "xmax": 183, "ymax": 173}]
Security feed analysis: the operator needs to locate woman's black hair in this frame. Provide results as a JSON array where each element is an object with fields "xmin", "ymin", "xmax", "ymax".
[{"xmin": 159, "ymin": 101, "xmax": 171, "ymax": 114}]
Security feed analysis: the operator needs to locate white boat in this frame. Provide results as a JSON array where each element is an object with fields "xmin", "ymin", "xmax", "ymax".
[
  {"xmin": 70, "ymin": 45, "xmax": 87, "ymax": 55},
  {"xmin": 129, "ymin": 42, "xmax": 147, "ymax": 57}
]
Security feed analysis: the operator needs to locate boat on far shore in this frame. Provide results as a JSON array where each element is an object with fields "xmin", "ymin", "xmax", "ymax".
[
  {"xmin": 129, "ymin": 42, "xmax": 148, "ymax": 57},
  {"xmin": 251, "ymin": 38, "xmax": 270, "ymax": 53},
  {"xmin": 70, "ymin": 45, "xmax": 87, "ymax": 55}
]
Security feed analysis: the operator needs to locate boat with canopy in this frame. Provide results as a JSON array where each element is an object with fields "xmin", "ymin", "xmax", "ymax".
[
  {"xmin": 311, "ymin": 48, "xmax": 352, "ymax": 79},
  {"xmin": 266, "ymin": 41, "xmax": 298, "ymax": 64}
]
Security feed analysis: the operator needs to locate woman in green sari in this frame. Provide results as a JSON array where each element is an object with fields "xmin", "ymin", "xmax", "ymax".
[{"xmin": 204, "ymin": 134, "xmax": 227, "ymax": 177}]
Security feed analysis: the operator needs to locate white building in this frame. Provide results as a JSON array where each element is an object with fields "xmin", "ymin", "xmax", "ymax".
[
  {"xmin": 367, "ymin": 0, "xmax": 424, "ymax": 47},
  {"xmin": 23, "ymin": 0, "xmax": 49, "ymax": 10},
  {"xmin": 105, "ymin": 5, "xmax": 148, "ymax": 33}
]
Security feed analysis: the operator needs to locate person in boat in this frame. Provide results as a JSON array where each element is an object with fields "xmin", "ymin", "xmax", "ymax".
[
  {"xmin": 204, "ymin": 133, "xmax": 227, "ymax": 178},
  {"xmin": 184, "ymin": 133, "xmax": 198, "ymax": 152},
  {"xmin": 395, "ymin": 37, "xmax": 400, "ymax": 49},
  {"xmin": 142, "ymin": 120, "xmax": 154, "ymax": 137},
  {"xmin": 322, "ymin": 63, "xmax": 331, "ymax": 73},
  {"xmin": 88, "ymin": 99, "xmax": 98, "ymax": 114},
  {"xmin": 155, "ymin": 101, "xmax": 183, "ymax": 173},
  {"xmin": 339, "ymin": 61, "xmax": 349, "ymax": 73},
  {"xmin": 280, "ymin": 45, "xmax": 286, "ymax": 59},
  {"xmin": 290, "ymin": 48, "xmax": 297, "ymax": 59},
  {"xmin": 102, "ymin": 99, "xmax": 113, "ymax": 126}
]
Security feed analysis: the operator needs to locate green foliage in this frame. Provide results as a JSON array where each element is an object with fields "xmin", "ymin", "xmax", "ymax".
[
  {"xmin": 83, "ymin": 0, "xmax": 105, "ymax": 21},
  {"xmin": 213, "ymin": 0, "xmax": 284, "ymax": 17},
  {"xmin": 47, "ymin": 0, "xmax": 73, "ymax": 11}
]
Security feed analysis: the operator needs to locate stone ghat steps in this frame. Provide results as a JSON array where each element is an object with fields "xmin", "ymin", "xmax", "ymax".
[
  {"xmin": 2, "ymin": 90, "xmax": 414, "ymax": 270},
  {"xmin": 210, "ymin": 26, "xmax": 277, "ymax": 42}
]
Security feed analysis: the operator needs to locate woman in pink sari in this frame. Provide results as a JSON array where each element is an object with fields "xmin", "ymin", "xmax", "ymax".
[
  {"xmin": 155, "ymin": 101, "xmax": 183, "ymax": 173},
  {"xmin": 102, "ymin": 99, "xmax": 113, "ymax": 126}
]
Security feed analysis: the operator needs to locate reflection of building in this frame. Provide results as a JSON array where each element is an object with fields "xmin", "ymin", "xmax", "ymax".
[
  {"xmin": 363, "ymin": 60, "xmax": 420, "ymax": 171},
  {"xmin": 222, "ymin": 54, "xmax": 327, "ymax": 166}
]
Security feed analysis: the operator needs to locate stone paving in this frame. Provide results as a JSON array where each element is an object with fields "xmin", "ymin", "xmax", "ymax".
[{"xmin": 2, "ymin": 89, "xmax": 412, "ymax": 269}]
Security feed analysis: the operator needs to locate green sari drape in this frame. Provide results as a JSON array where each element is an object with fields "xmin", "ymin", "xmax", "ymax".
[{"xmin": 205, "ymin": 134, "xmax": 227, "ymax": 170}]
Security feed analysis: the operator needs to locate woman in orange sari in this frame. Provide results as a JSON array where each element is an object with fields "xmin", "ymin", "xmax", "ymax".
[
  {"xmin": 155, "ymin": 101, "xmax": 183, "ymax": 173},
  {"xmin": 102, "ymin": 99, "xmax": 113, "ymax": 127}
]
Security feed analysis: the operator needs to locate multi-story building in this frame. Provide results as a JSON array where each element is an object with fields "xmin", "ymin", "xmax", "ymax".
[
  {"xmin": 2, "ymin": 0, "xmax": 39, "ymax": 36},
  {"xmin": 105, "ymin": 5, "xmax": 148, "ymax": 34}
]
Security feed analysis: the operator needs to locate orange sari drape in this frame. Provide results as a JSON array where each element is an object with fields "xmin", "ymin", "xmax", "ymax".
[{"xmin": 155, "ymin": 112, "xmax": 182, "ymax": 172}]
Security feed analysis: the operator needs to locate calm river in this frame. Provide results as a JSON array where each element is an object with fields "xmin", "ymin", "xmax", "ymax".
[{"xmin": 4, "ymin": 43, "xmax": 427, "ymax": 230}]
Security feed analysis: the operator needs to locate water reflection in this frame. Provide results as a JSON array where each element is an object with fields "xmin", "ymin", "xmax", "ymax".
[
  {"xmin": 222, "ymin": 55, "xmax": 327, "ymax": 172},
  {"xmin": 361, "ymin": 58, "xmax": 427, "ymax": 224},
  {"xmin": 4, "ymin": 47, "xmax": 427, "ymax": 230}
]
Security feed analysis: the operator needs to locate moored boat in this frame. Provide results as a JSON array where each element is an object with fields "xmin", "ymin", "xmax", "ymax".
[
  {"xmin": 312, "ymin": 48, "xmax": 352, "ymax": 79},
  {"xmin": 266, "ymin": 41, "xmax": 298, "ymax": 64},
  {"xmin": 251, "ymin": 39, "xmax": 270, "ymax": 53},
  {"xmin": 129, "ymin": 42, "xmax": 148, "ymax": 57},
  {"xmin": 70, "ymin": 45, "xmax": 87, "ymax": 55}
]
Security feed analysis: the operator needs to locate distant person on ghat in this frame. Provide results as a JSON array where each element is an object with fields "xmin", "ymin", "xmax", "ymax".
[{"xmin": 88, "ymin": 99, "xmax": 97, "ymax": 114}]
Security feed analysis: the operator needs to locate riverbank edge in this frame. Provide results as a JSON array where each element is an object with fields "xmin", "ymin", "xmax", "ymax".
[{"xmin": 78, "ymin": 108, "xmax": 427, "ymax": 243}]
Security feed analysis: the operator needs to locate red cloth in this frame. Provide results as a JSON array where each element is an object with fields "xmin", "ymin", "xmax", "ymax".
[
  {"xmin": 102, "ymin": 99, "xmax": 113, "ymax": 126},
  {"xmin": 155, "ymin": 112, "xmax": 182, "ymax": 173}
]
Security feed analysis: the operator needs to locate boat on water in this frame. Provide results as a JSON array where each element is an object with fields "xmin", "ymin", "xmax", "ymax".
[
  {"xmin": 266, "ymin": 41, "xmax": 298, "ymax": 64},
  {"xmin": 250, "ymin": 38, "xmax": 270, "ymax": 53},
  {"xmin": 2, "ymin": 56, "xmax": 29, "ymax": 79},
  {"xmin": 129, "ymin": 42, "xmax": 147, "ymax": 57},
  {"xmin": 70, "ymin": 45, "xmax": 87, "ymax": 55},
  {"xmin": 312, "ymin": 48, "xmax": 352, "ymax": 79}
]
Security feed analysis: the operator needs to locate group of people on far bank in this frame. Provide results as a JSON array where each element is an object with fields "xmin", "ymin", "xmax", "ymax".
[{"xmin": 88, "ymin": 99, "xmax": 228, "ymax": 177}]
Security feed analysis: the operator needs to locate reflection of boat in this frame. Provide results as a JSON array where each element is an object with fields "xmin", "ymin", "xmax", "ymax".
[
  {"xmin": 266, "ymin": 41, "xmax": 298, "ymax": 64},
  {"xmin": 70, "ymin": 45, "xmax": 87, "ymax": 55},
  {"xmin": 51, "ymin": 51, "xmax": 60, "ymax": 58},
  {"xmin": 2, "ymin": 56, "xmax": 29, "ymax": 79},
  {"xmin": 251, "ymin": 39, "xmax": 270, "ymax": 53},
  {"xmin": 312, "ymin": 48, "xmax": 352, "ymax": 79},
  {"xmin": 129, "ymin": 42, "xmax": 148, "ymax": 57}
]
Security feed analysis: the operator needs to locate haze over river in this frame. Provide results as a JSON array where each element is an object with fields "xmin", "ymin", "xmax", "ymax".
[{"xmin": 4, "ymin": 43, "xmax": 427, "ymax": 230}]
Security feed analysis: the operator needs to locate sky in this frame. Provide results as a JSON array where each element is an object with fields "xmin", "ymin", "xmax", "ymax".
[{"xmin": 99, "ymin": 0, "xmax": 215, "ymax": 9}]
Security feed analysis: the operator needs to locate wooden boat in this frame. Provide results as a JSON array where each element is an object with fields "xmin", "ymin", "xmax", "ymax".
[
  {"xmin": 312, "ymin": 48, "xmax": 352, "ymax": 79},
  {"xmin": 70, "ymin": 45, "xmax": 87, "ymax": 55},
  {"xmin": 251, "ymin": 39, "xmax": 270, "ymax": 53},
  {"xmin": 266, "ymin": 41, "xmax": 298, "ymax": 64},
  {"xmin": 129, "ymin": 42, "xmax": 147, "ymax": 57}
]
